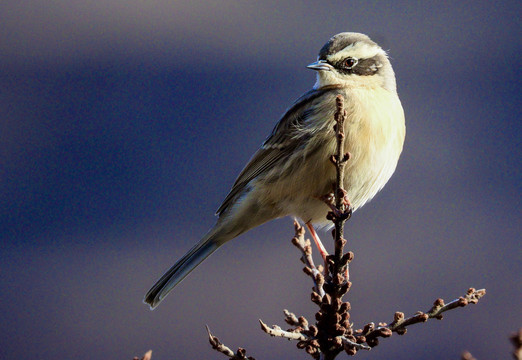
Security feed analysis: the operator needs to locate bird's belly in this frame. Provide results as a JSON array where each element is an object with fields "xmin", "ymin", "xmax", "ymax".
[
  {"xmin": 341, "ymin": 87, "xmax": 405, "ymax": 212},
  {"xmin": 253, "ymin": 87, "xmax": 405, "ymax": 226}
]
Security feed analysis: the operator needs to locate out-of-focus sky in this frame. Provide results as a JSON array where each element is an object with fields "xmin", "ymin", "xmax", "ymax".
[{"xmin": 1, "ymin": 1, "xmax": 520, "ymax": 359}]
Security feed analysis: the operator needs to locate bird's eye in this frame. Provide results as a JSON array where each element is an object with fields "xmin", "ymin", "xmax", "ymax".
[{"xmin": 343, "ymin": 57, "xmax": 358, "ymax": 69}]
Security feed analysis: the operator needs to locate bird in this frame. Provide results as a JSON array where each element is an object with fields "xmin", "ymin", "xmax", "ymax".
[{"xmin": 144, "ymin": 32, "xmax": 405, "ymax": 309}]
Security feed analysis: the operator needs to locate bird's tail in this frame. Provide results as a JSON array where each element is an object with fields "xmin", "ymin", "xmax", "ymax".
[
  {"xmin": 143, "ymin": 232, "xmax": 221, "ymax": 309},
  {"xmin": 144, "ymin": 194, "xmax": 276, "ymax": 309}
]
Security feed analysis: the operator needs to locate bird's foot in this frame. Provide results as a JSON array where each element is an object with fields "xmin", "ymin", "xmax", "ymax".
[{"xmin": 305, "ymin": 222, "xmax": 329, "ymax": 268}]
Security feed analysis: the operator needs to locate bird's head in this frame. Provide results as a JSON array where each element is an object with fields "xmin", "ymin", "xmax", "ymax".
[{"xmin": 308, "ymin": 32, "xmax": 397, "ymax": 92}]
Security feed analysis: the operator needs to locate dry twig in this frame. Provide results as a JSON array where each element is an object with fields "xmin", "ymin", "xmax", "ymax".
[
  {"xmin": 357, "ymin": 288, "xmax": 486, "ymax": 347},
  {"xmin": 291, "ymin": 220, "xmax": 325, "ymax": 297},
  {"xmin": 259, "ymin": 319, "xmax": 308, "ymax": 341},
  {"xmin": 206, "ymin": 325, "xmax": 256, "ymax": 360}
]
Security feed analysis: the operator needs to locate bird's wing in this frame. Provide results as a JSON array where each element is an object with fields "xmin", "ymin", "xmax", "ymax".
[{"xmin": 216, "ymin": 85, "xmax": 342, "ymax": 215}]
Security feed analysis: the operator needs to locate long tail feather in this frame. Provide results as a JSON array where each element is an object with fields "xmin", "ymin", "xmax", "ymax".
[
  {"xmin": 144, "ymin": 194, "xmax": 276, "ymax": 309},
  {"xmin": 144, "ymin": 235, "xmax": 220, "ymax": 309}
]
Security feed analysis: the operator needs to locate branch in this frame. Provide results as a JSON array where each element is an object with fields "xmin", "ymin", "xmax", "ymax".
[
  {"xmin": 291, "ymin": 220, "xmax": 325, "ymax": 297},
  {"xmin": 206, "ymin": 325, "xmax": 256, "ymax": 360},
  {"xmin": 328, "ymin": 95, "xmax": 352, "ymax": 275},
  {"xmin": 259, "ymin": 319, "xmax": 308, "ymax": 341},
  {"xmin": 358, "ymin": 288, "xmax": 486, "ymax": 346},
  {"xmin": 341, "ymin": 336, "xmax": 371, "ymax": 351}
]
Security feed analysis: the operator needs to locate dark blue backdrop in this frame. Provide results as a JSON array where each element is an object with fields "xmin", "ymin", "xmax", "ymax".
[{"xmin": 1, "ymin": 1, "xmax": 520, "ymax": 359}]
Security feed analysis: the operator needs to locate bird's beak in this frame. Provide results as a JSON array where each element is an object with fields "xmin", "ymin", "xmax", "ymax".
[{"xmin": 307, "ymin": 60, "xmax": 333, "ymax": 71}]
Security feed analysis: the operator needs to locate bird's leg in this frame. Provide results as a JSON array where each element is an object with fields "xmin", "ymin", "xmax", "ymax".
[{"xmin": 305, "ymin": 222, "xmax": 328, "ymax": 269}]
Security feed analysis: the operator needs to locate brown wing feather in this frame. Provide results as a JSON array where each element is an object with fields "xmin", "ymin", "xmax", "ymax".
[{"xmin": 216, "ymin": 85, "xmax": 342, "ymax": 215}]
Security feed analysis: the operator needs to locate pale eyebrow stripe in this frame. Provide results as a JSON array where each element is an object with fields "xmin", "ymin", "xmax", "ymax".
[{"xmin": 327, "ymin": 42, "xmax": 385, "ymax": 63}]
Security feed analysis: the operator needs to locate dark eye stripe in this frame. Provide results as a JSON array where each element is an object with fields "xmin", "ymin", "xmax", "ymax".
[{"xmin": 334, "ymin": 56, "xmax": 382, "ymax": 76}]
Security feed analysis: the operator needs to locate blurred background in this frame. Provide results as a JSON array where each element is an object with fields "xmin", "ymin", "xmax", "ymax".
[{"xmin": 1, "ymin": 1, "xmax": 520, "ymax": 359}]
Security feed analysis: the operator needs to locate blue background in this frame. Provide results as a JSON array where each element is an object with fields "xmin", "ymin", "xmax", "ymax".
[{"xmin": 1, "ymin": 1, "xmax": 520, "ymax": 359}]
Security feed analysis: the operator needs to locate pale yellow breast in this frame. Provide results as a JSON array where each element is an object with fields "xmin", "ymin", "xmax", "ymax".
[
  {"xmin": 251, "ymin": 86, "xmax": 405, "ymax": 225},
  {"xmin": 342, "ymin": 86, "xmax": 405, "ymax": 210}
]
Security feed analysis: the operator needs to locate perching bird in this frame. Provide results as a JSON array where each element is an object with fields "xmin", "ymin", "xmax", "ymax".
[{"xmin": 144, "ymin": 32, "xmax": 405, "ymax": 309}]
